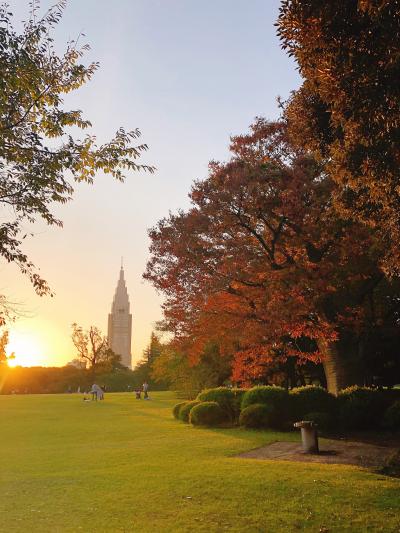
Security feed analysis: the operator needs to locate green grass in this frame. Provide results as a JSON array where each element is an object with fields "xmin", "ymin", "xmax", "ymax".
[{"xmin": 0, "ymin": 392, "xmax": 399, "ymax": 532}]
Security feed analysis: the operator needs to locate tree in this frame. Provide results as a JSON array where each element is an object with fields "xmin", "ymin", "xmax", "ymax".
[
  {"xmin": 0, "ymin": 330, "xmax": 14, "ymax": 366},
  {"xmin": 151, "ymin": 342, "xmax": 232, "ymax": 396},
  {"xmin": 133, "ymin": 332, "xmax": 167, "ymax": 388},
  {"xmin": 71, "ymin": 323, "xmax": 122, "ymax": 376},
  {"xmin": 145, "ymin": 119, "xmax": 400, "ymax": 394},
  {"xmin": 277, "ymin": 1, "xmax": 400, "ymax": 273},
  {"xmin": 0, "ymin": 295, "xmax": 23, "ymax": 327},
  {"xmin": 0, "ymin": 1, "xmax": 153, "ymax": 299},
  {"xmin": 142, "ymin": 332, "xmax": 163, "ymax": 367}
]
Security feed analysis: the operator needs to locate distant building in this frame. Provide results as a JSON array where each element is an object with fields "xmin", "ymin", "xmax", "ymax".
[
  {"xmin": 107, "ymin": 266, "xmax": 132, "ymax": 368},
  {"xmin": 67, "ymin": 358, "xmax": 86, "ymax": 369}
]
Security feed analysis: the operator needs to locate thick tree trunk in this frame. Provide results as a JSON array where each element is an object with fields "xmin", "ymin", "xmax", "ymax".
[{"xmin": 317, "ymin": 339, "xmax": 364, "ymax": 395}]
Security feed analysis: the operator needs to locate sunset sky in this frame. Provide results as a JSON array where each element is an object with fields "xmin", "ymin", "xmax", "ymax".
[{"xmin": 2, "ymin": 0, "xmax": 300, "ymax": 367}]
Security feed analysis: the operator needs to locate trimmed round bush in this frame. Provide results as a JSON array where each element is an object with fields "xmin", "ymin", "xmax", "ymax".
[
  {"xmin": 189, "ymin": 401, "xmax": 227, "ymax": 426},
  {"xmin": 172, "ymin": 402, "xmax": 187, "ymax": 420},
  {"xmin": 303, "ymin": 411, "xmax": 332, "ymax": 432},
  {"xmin": 241, "ymin": 386, "xmax": 289, "ymax": 429},
  {"xmin": 178, "ymin": 400, "xmax": 201, "ymax": 423},
  {"xmin": 383, "ymin": 400, "xmax": 400, "ymax": 430},
  {"xmin": 239, "ymin": 403, "xmax": 275, "ymax": 429},
  {"xmin": 197, "ymin": 387, "xmax": 235, "ymax": 414},
  {"xmin": 241, "ymin": 386, "xmax": 288, "ymax": 410},
  {"xmin": 196, "ymin": 387, "xmax": 248, "ymax": 423},
  {"xmin": 338, "ymin": 386, "xmax": 382, "ymax": 429},
  {"xmin": 290, "ymin": 386, "xmax": 336, "ymax": 420}
]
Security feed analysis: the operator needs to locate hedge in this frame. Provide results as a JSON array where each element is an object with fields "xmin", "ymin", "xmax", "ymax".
[
  {"xmin": 172, "ymin": 401, "xmax": 187, "ymax": 420},
  {"xmin": 290, "ymin": 386, "xmax": 336, "ymax": 420},
  {"xmin": 176, "ymin": 385, "xmax": 400, "ymax": 432},
  {"xmin": 178, "ymin": 400, "xmax": 201, "ymax": 423},
  {"xmin": 189, "ymin": 401, "xmax": 227, "ymax": 426},
  {"xmin": 303, "ymin": 411, "xmax": 333, "ymax": 431},
  {"xmin": 197, "ymin": 387, "xmax": 237, "ymax": 421},
  {"xmin": 241, "ymin": 386, "xmax": 288, "ymax": 410},
  {"xmin": 239, "ymin": 403, "xmax": 275, "ymax": 429},
  {"xmin": 337, "ymin": 386, "xmax": 387, "ymax": 429}
]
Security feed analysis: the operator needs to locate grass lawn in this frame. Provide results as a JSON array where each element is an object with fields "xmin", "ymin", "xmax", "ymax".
[{"xmin": 0, "ymin": 392, "xmax": 399, "ymax": 532}]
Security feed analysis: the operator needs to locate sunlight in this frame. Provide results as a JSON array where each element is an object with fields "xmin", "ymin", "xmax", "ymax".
[{"xmin": 6, "ymin": 331, "xmax": 47, "ymax": 367}]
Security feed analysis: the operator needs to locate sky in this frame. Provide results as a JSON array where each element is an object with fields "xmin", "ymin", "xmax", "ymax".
[{"xmin": 2, "ymin": 0, "xmax": 301, "ymax": 367}]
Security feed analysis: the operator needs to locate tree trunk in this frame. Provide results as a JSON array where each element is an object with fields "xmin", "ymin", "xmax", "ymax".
[{"xmin": 317, "ymin": 339, "xmax": 364, "ymax": 395}]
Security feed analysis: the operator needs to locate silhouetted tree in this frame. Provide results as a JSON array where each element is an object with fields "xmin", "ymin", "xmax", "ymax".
[{"xmin": 71, "ymin": 323, "xmax": 122, "ymax": 376}]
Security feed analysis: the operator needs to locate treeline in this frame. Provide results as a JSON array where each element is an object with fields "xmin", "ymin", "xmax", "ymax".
[
  {"xmin": 0, "ymin": 365, "xmax": 135, "ymax": 394},
  {"xmin": 0, "ymin": 332, "xmax": 329, "ymax": 395},
  {"xmin": 0, "ymin": 334, "xmax": 165, "ymax": 394}
]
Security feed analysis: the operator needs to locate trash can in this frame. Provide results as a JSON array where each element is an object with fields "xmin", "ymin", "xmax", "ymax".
[{"xmin": 294, "ymin": 420, "xmax": 319, "ymax": 454}]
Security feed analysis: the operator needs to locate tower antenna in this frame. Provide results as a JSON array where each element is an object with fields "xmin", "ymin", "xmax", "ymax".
[{"xmin": 121, "ymin": 256, "xmax": 123, "ymax": 269}]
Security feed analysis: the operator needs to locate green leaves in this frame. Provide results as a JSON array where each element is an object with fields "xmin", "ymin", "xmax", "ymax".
[{"xmin": 0, "ymin": 1, "xmax": 154, "ymax": 295}]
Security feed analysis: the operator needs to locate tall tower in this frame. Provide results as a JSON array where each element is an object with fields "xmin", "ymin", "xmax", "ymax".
[{"xmin": 108, "ymin": 265, "xmax": 132, "ymax": 368}]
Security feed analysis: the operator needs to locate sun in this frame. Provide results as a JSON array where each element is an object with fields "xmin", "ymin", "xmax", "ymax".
[{"xmin": 6, "ymin": 331, "xmax": 46, "ymax": 367}]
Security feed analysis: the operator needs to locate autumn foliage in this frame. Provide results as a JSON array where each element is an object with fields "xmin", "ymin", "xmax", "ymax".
[
  {"xmin": 277, "ymin": 1, "xmax": 400, "ymax": 273},
  {"xmin": 145, "ymin": 120, "xmax": 399, "ymax": 393}
]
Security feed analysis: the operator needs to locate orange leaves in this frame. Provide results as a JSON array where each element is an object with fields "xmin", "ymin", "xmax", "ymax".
[
  {"xmin": 277, "ymin": 0, "xmax": 400, "ymax": 272},
  {"xmin": 145, "ymin": 117, "xmax": 394, "ymax": 385}
]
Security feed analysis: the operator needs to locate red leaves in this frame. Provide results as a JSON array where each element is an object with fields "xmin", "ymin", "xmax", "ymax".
[{"xmin": 144, "ymin": 118, "xmax": 391, "ymax": 384}]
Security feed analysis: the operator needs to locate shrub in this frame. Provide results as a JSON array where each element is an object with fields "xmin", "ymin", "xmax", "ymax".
[
  {"xmin": 241, "ymin": 386, "xmax": 288, "ymax": 410},
  {"xmin": 197, "ymin": 387, "xmax": 237, "ymax": 421},
  {"xmin": 239, "ymin": 403, "xmax": 275, "ymax": 429},
  {"xmin": 290, "ymin": 386, "xmax": 336, "ymax": 420},
  {"xmin": 303, "ymin": 411, "xmax": 332, "ymax": 432},
  {"xmin": 338, "ymin": 386, "xmax": 382, "ymax": 429},
  {"xmin": 189, "ymin": 401, "xmax": 227, "ymax": 426},
  {"xmin": 178, "ymin": 400, "xmax": 201, "ymax": 423},
  {"xmin": 383, "ymin": 400, "xmax": 400, "ymax": 431},
  {"xmin": 241, "ymin": 386, "xmax": 289, "ymax": 429},
  {"xmin": 172, "ymin": 402, "xmax": 187, "ymax": 420},
  {"xmin": 232, "ymin": 388, "xmax": 248, "ymax": 417}
]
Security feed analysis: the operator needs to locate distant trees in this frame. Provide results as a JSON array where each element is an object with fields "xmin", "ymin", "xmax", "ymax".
[
  {"xmin": 133, "ymin": 333, "xmax": 168, "ymax": 389},
  {"xmin": 277, "ymin": 1, "xmax": 400, "ymax": 274},
  {"xmin": 0, "ymin": 363, "xmax": 133, "ymax": 394},
  {"xmin": 0, "ymin": 1, "xmax": 153, "ymax": 323},
  {"xmin": 145, "ymin": 119, "xmax": 400, "ymax": 394}
]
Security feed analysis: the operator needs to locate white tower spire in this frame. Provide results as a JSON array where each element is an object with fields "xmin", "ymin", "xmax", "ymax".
[{"xmin": 107, "ymin": 265, "xmax": 132, "ymax": 368}]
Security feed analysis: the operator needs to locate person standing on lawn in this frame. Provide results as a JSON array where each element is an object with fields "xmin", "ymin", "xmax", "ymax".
[
  {"xmin": 90, "ymin": 383, "xmax": 104, "ymax": 401},
  {"xmin": 143, "ymin": 382, "xmax": 149, "ymax": 399}
]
